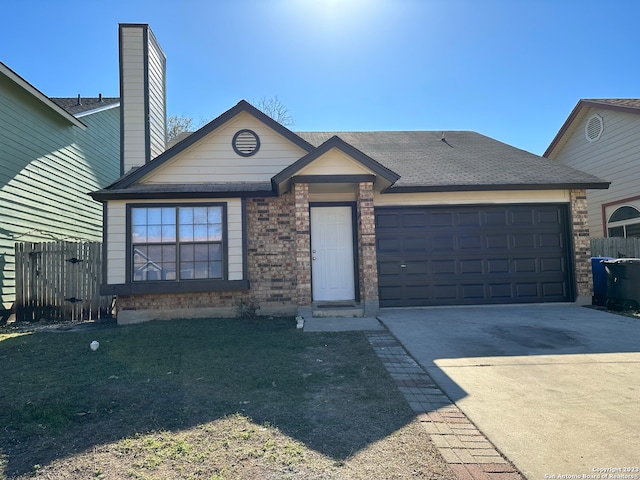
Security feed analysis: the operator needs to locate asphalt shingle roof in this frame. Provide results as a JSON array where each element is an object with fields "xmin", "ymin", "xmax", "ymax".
[
  {"xmin": 297, "ymin": 131, "xmax": 607, "ymax": 190},
  {"xmin": 51, "ymin": 96, "xmax": 119, "ymax": 115}
]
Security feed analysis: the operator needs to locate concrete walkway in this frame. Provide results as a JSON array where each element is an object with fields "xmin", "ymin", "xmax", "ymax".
[
  {"xmin": 378, "ymin": 305, "xmax": 640, "ymax": 480},
  {"xmin": 304, "ymin": 315, "xmax": 523, "ymax": 479}
]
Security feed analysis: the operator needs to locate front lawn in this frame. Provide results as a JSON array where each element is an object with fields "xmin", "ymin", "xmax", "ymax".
[{"xmin": 0, "ymin": 317, "xmax": 454, "ymax": 479}]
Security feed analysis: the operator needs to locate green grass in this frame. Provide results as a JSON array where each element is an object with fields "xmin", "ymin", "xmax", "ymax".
[{"xmin": 0, "ymin": 317, "xmax": 455, "ymax": 480}]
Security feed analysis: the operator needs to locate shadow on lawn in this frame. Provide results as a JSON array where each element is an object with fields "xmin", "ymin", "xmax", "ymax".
[{"xmin": 0, "ymin": 317, "xmax": 417, "ymax": 477}]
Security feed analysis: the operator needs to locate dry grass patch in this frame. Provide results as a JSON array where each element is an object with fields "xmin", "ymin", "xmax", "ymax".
[{"xmin": 0, "ymin": 317, "xmax": 454, "ymax": 480}]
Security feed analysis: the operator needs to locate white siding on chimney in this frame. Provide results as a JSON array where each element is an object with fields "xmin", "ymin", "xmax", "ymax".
[
  {"xmin": 120, "ymin": 24, "xmax": 167, "ymax": 174},
  {"xmin": 120, "ymin": 26, "xmax": 147, "ymax": 173},
  {"xmin": 146, "ymin": 29, "xmax": 166, "ymax": 161}
]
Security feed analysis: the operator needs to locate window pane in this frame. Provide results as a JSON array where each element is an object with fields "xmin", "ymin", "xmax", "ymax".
[
  {"xmin": 162, "ymin": 208, "xmax": 176, "ymax": 225},
  {"xmin": 132, "ymin": 208, "xmax": 147, "ymax": 226},
  {"xmin": 194, "ymin": 262, "xmax": 209, "ymax": 279},
  {"xmin": 162, "ymin": 225, "xmax": 176, "ymax": 242},
  {"xmin": 194, "ymin": 225, "xmax": 207, "ymax": 242},
  {"xmin": 608, "ymin": 226, "xmax": 625, "ymax": 238},
  {"xmin": 209, "ymin": 243, "xmax": 222, "ymax": 260},
  {"xmin": 193, "ymin": 207, "xmax": 208, "ymax": 224},
  {"xmin": 626, "ymin": 223, "xmax": 640, "ymax": 238},
  {"xmin": 209, "ymin": 261, "xmax": 222, "ymax": 279},
  {"xmin": 132, "ymin": 225, "xmax": 147, "ymax": 243},
  {"xmin": 179, "ymin": 207, "xmax": 194, "ymax": 225},
  {"xmin": 609, "ymin": 206, "xmax": 640, "ymax": 223},
  {"xmin": 147, "ymin": 245, "xmax": 162, "ymax": 262},
  {"xmin": 194, "ymin": 244, "xmax": 209, "ymax": 261},
  {"xmin": 180, "ymin": 244, "xmax": 194, "ymax": 261},
  {"xmin": 162, "ymin": 245, "xmax": 176, "ymax": 262},
  {"xmin": 208, "ymin": 224, "xmax": 222, "ymax": 241},
  {"xmin": 179, "ymin": 224, "xmax": 194, "ymax": 242},
  {"xmin": 208, "ymin": 207, "xmax": 222, "ymax": 224},
  {"xmin": 147, "ymin": 225, "xmax": 162, "ymax": 243},
  {"xmin": 180, "ymin": 263, "xmax": 194, "ymax": 279},
  {"xmin": 147, "ymin": 208, "xmax": 162, "ymax": 225}
]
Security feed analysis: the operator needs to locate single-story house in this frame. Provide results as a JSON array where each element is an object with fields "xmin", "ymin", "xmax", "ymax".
[
  {"xmin": 91, "ymin": 24, "xmax": 608, "ymax": 324},
  {"xmin": 0, "ymin": 61, "xmax": 120, "ymax": 318},
  {"xmin": 544, "ymin": 99, "xmax": 640, "ymax": 238}
]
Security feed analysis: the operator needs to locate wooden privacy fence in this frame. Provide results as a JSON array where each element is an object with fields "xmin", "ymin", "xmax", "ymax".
[
  {"xmin": 590, "ymin": 237, "xmax": 640, "ymax": 258},
  {"xmin": 14, "ymin": 241, "xmax": 113, "ymax": 322}
]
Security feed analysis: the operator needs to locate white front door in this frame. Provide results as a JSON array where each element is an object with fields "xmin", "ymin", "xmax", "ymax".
[{"xmin": 310, "ymin": 206, "xmax": 356, "ymax": 302}]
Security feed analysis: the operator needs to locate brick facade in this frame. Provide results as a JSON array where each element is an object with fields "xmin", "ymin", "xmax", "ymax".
[
  {"xmin": 294, "ymin": 183, "xmax": 312, "ymax": 315},
  {"xmin": 570, "ymin": 189, "xmax": 592, "ymax": 299},
  {"xmin": 357, "ymin": 181, "xmax": 379, "ymax": 315},
  {"xmin": 117, "ymin": 187, "xmax": 592, "ymax": 322},
  {"xmin": 246, "ymin": 194, "xmax": 297, "ymax": 312}
]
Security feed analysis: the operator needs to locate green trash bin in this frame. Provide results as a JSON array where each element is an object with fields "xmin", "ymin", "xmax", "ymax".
[{"xmin": 603, "ymin": 258, "xmax": 640, "ymax": 311}]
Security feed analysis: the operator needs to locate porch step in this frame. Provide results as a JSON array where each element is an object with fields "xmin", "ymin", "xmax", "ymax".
[{"xmin": 312, "ymin": 305, "xmax": 364, "ymax": 318}]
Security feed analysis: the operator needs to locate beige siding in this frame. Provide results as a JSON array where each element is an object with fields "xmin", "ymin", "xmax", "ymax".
[
  {"xmin": 297, "ymin": 148, "xmax": 374, "ymax": 175},
  {"xmin": 120, "ymin": 26, "xmax": 146, "ymax": 173},
  {"xmin": 105, "ymin": 198, "xmax": 244, "ymax": 285},
  {"xmin": 553, "ymin": 108, "xmax": 640, "ymax": 236},
  {"xmin": 141, "ymin": 112, "xmax": 308, "ymax": 183},
  {"xmin": 147, "ymin": 29, "xmax": 166, "ymax": 160},
  {"xmin": 374, "ymin": 190, "xmax": 570, "ymax": 206}
]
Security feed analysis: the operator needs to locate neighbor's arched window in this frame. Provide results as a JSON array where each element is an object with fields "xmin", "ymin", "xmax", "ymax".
[{"xmin": 607, "ymin": 206, "xmax": 640, "ymax": 237}]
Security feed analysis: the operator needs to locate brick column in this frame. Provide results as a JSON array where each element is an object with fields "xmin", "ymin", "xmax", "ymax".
[
  {"xmin": 358, "ymin": 181, "xmax": 379, "ymax": 316},
  {"xmin": 294, "ymin": 182, "xmax": 312, "ymax": 317},
  {"xmin": 570, "ymin": 189, "xmax": 592, "ymax": 301}
]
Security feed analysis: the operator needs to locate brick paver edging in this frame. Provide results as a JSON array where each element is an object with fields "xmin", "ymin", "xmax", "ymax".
[{"xmin": 366, "ymin": 332, "xmax": 524, "ymax": 480}]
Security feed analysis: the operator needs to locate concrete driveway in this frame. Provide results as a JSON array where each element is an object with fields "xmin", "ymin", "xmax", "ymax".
[{"xmin": 378, "ymin": 305, "xmax": 640, "ymax": 480}]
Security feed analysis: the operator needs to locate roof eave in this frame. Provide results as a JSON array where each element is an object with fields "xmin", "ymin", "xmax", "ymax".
[
  {"xmin": 544, "ymin": 99, "xmax": 640, "ymax": 158},
  {"xmin": 271, "ymin": 135, "xmax": 400, "ymax": 195},
  {"xmin": 383, "ymin": 182, "xmax": 611, "ymax": 193},
  {"xmin": 0, "ymin": 62, "xmax": 87, "ymax": 129},
  {"xmin": 89, "ymin": 188, "xmax": 277, "ymax": 201},
  {"xmin": 108, "ymin": 100, "xmax": 316, "ymax": 190}
]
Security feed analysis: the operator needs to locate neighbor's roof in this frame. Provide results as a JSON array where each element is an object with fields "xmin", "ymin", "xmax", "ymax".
[
  {"xmin": 52, "ymin": 96, "xmax": 120, "ymax": 116},
  {"xmin": 544, "ymin": 98, "xmax": 640, "ymax": 158},
  {"xmin": 298, "ymin": 131, "xmax": 608, "ymax": 192}
]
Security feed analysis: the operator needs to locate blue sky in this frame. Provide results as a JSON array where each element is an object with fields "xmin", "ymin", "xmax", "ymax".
[{"xmin": 1, "ymin": 0, "xmax": 638, "ymax": 155}]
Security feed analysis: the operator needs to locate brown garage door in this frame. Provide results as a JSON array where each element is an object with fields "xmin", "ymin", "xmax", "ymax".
[{"xmin": 376, "ymin": 204, "xmax": 573, "ymax": 307}]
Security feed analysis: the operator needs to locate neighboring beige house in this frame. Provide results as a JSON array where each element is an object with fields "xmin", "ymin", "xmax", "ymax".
[
  {"xmin": 545, "ymin": 99, "xmax": 640, "ymax": 238},
  {"xmin": 90, "ymin": 24, "xmax": 609, "ymax": 324}
]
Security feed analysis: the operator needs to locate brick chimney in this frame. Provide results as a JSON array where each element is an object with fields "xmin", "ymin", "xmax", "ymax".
[{"xmin": 118, "ymin": 23, "xmax": 167, "ymax": 175}]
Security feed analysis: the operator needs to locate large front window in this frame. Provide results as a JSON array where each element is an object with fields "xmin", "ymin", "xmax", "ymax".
[{"xmin": 131, "ymin": 205, "xmax": 224, "ymax": 282}]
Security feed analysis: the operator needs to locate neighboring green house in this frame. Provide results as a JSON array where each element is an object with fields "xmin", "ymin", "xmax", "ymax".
[{"xmin": 0, "ymin": 62, "xmax": 120, "ymax": 319}]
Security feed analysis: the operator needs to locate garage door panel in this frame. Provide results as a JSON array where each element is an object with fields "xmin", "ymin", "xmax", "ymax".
[
  {"xmin": 488, "ymin": 283, "xmax": 512, "ymax": 299},
  {"xmin": 487, "ymin": 258, "xmax": 510, "ymax": 273},
  {"xmin": 376, "ymin": 204, "xmax": 572, "ymax": 307},
  {"xmin": 462, "ymin": 284, "xmax": 485, "ymax": 299},
  {"xmin": 431, "ymin": 212, "xmax": 454, "ymax": 226},
  {"xmin": 539, "ymin": 233, "xmax": 562, "ymax": 248},
  {"xmin": 458, "ymin": 212, "xmax": 481, "ymax": 226},
  {"xmin": 459, "ymin": 235, "xmax": 482, "ymax": 250},
  {"xmin": 486, "ymin": 234, "xmax": 509, "ymax": 249},
  {"xmin": 460, "ymin": 259, "xmax": 483, "ymax": 274}
]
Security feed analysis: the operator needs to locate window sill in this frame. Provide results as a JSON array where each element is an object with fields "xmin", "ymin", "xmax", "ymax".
[{"xmin": 101, "ymin": 279, "xmax": 250, "ymax": 296}]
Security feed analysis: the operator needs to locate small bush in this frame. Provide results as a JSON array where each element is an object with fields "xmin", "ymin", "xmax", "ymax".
[{"xmin": 234, "ymin": 296, "xmax": 261, "ymax": 319}]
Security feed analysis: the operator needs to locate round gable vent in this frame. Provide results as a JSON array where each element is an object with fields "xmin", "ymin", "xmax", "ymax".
[
  {"xmin": 232, "ymin": 129, "xmax": 260, "ymax": 157},
  {"xmin": 585, "ymin": 114, "xmax": 604, "ymax": 143}
]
